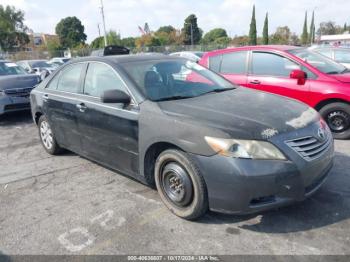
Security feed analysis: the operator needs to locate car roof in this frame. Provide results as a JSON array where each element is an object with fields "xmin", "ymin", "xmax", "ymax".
[
  {"xmin": 205, "ymin": 45, "xmax": 302, "ymax": 56},
  {"xmin": 71, "ymin": 54, "xmax": 185, "ymax": 64}
]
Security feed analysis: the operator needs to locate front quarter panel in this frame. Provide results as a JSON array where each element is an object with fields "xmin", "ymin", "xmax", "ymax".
[{"xmin": 138, "ymin": 101, "xmax": 228, "ymax": 177}]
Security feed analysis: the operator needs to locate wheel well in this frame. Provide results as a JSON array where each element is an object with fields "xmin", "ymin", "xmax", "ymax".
[
  {"xmin": 34, "ymin": 112, "xmax": 43, "ymax": 125},
  {"xmin": 143, "ymin": 142, "xmax": 181, "ymax": 186},
  {"xmin": 315, "ymin": 98, "xmax": 350, "ymax": 111}
]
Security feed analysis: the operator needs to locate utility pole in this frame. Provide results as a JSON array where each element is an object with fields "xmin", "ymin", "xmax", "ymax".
[
  {"xmin": 97, "ymin": 24, "xmax": 101, "ymax": 37},
  {"xmin": 100, "ymin": 0, "xmax": 108, "ymax": 47}
]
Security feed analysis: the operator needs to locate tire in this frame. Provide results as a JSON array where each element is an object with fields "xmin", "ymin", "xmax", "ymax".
[
  {"xmin": 154, "ymin": 149, "xmax": 208, "ymax": 220},
  {"xmin": 319, "ymin": 102, "xmax": 350, "ymax": 140},
  {"xmin": 38, "ymin": 115, "xmax": 63, "ymax": 155}
]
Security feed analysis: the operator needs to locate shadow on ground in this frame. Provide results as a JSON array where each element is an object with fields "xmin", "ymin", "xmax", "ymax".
[
  {"xmin": 199, "ymin": 152, "xmax": 350, "ymax": 234},
  {"xmin": 0, "ymin": 111, "xmax": 33, "ymax": 127}
]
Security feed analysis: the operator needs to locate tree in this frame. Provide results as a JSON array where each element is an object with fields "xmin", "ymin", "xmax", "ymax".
[
  {"xmin": 46, "ymin": 37, "xmax": 62, "ymax": 57},
  {"xmin": 231, "ymin": 35, "xmax": 249, "ymax": 46},
  {"xmin": 301, "ymin": 12, "xmax": 308, "ymax": 45},
  {"xmin": 262, "ymin": 12, "xmax": 269, "ymax": 45},
  {"xmin": 344, "ymin": 23, "xmax": 348, "ymax": 33},
  {"xmin": 317, "ymin": 21, "xmax": 343, "ymax": 36},
  {"xmin": 157, "ymin": 26, "xmax": 175, "ymax": 34},
  {"xmin": 308, "ymin": 11, "xmax": 315, "ymax": 44},
  {"xmin": 201, "ymin": 28, "xmax": 228, "ymax": 44},
  {"xmin": 135, "ymin": 34, "xmax": 161, "ymax": 48},
  {"xmin": 55, "ymin": 16, "xmax": 87, "ymax": 48},
  {"xmin": 271, "ymin": 26, "xmax": 291, "ymax": 44},
  {"xmin": 0, "ymin": 5, "xmax": 29, "ymax": 51},
  {"xmin": 90, "ymin": 36, "xmax": 104, "ymax": 49},
  {"xmin": 182, "ymin": 14, "xmax": 202, "ymax": 45},
  {"xmin": 120, "ymin": 37, "xmax": 136, "ymax": 47},
  {"xmin": 249, "ymin": 5, "xmax": 257, "ymax": 45}
]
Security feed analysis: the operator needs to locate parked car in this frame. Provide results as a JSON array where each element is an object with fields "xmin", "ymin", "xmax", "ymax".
[
  {"xmin": 91, "ymin": 45, "xmax": 130, "ymax": 56},
  {"xmin": 311, "ymin": 46, "xmax": 350, "ymax": 69},
  {"xmin": 17, "ymin": 60, "xmax": 56, "ymax": 76},
  {"xmin": 169, "ymin": 51, "xmax": 205, "ymax": 62},
  {"xmin": 199, "ymin": 45, "xmax": 350, "ymax": 139},
  {"xmin": 30, "ymin": 55, "xmax": 334, "ymax": 220},
  {"xmin": 48, "ymin": 57, "xmax": 71, "ymax": 69},
  {"xmin": 0, "ymin": 61, "xmax": 40, "ymax": 115}
]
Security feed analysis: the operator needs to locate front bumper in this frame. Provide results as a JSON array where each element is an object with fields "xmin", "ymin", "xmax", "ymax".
[
  {"xmin": 190, "ymin": 124, "xmax": 334, "ymax": 214},
  {"xmin": 0, "ymin": 95, "xmax": 31, "ymax": 115}
]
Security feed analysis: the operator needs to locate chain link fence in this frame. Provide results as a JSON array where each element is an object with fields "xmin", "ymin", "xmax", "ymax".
[{"xmin": 0, "ymin": 44, "xmax": 229, "ymax": 61}]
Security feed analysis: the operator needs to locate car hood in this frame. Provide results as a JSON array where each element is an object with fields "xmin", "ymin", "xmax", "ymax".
[
  {"xmin": 157, "ymin": 88, "xmax": 320, "ymax": 140},
  {"xmin": 0, "ymin": 74, "xmax": 40, "ymax": 91},
  {"xmin": 330, "ymin": 72, "xmax": 350, "ymax": 83}
]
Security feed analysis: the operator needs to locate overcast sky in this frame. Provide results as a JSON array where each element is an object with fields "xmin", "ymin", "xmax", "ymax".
[{"xmin": 1, "ymin": 0, "xmax": 349, "ymax": 42}]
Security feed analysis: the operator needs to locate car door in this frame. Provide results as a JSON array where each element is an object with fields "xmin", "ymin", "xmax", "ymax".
[
  {"xmin": 246, "ymin": 51, "xmax": 311, "ymax": 105},
  {"xmin": 208, "ymin": 51, "xmax": 248, "ymax": 85},
  {"xmin": 41, "ymin": 63, "xmax": 86, "ymax": 153},
  {"xmin": 77, "ymin": 62, "xmax": 139, "ymax": 176}
]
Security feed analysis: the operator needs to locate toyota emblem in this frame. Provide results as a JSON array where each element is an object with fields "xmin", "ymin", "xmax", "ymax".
[{"xmin": 317, "ymin": 127, "xmax": 326, "ymax": 141}]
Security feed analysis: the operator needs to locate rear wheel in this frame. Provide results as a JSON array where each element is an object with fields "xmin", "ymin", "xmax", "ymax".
[
  {"xmin": 319, "ymin": 102, "xmax": 350, "ymax": 139},
  {"xmin": 38, "ymin": 115, "xmax": 63, "ymax": 155},
  {"xmin": 155, "ymin": 149, "xmax": 208, "ymax": 220}
]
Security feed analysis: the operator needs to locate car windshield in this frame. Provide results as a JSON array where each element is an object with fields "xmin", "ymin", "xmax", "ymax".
[
  {"xmin": 288, "ymin": 48, "xmax": 347, "ymax": 74},
  {"xmin": 120, "ymin": 59, "xmax": 236, "ymax": 101},
  {"xmin": 0, "ymin": 62, "xmax": 27, "ymax": 76},
  {"xmin": 30, "ymin": 61, "xmax": 51, "ymax": 68}
]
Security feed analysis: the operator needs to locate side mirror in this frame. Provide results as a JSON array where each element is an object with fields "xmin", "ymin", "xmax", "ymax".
[
  {"xmin": 101, "ymin": 89, "xmax": 131, "ymax": 104},
  {"xmin": 290, "ymin": 69, "xmax": 307, "ymax": 85}
]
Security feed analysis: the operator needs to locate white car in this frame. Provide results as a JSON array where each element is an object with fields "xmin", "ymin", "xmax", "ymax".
[
  {"xmin": 48, "ymin": 57, "xmax": 71, "ymax": 68},
  {"xmin": 169, "ymin": 51, "xmax": 205, "ymax": 62},
  {"xmin": 311, "ymin": 47, "xmax": 350, "ymax": 69}
]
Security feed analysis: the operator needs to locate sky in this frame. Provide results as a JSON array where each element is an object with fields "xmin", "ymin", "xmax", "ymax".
[{"xmin": 1, "ymin": 0, "xmax": 349, "ymax": 43}]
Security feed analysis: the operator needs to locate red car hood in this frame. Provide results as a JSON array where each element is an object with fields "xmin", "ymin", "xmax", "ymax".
[{"xmin": 330, "ymin": 73, "xmax": 350, "ymax": 83}]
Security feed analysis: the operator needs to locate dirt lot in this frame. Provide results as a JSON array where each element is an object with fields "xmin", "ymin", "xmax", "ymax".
[{"xmin": 0, "ymin": 112, "xmax": 350, "ymax": 255}]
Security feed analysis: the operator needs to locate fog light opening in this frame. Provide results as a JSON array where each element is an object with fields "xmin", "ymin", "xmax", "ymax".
[{"xmin": 250, "ymin": 195, "xmax": 276, "ymax": 206}]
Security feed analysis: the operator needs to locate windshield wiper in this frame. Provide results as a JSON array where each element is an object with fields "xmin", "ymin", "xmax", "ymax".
[
  {"xmin": 327, "ymin": 71, "xmax": 341, "ymax": 74},
  {"xmin": 154, "ymin": 95, "xmax": 193, "ymax": 102},
  {"xmin": 201, "ymin": 87, "xmax": 236, "ymax": 95}
]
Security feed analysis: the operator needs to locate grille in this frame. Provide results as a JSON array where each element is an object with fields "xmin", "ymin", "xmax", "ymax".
[
  {"xmin": 4, "ymin": 87, "xmax": 32, "ymax": 97},
  {"xmin": 285, "ymin": 133, "xmax": 331, "ymax": 161}
]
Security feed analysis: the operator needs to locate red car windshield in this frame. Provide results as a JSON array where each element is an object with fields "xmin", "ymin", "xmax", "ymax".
[{"xmin": 288, "ymin": 48, "xmax": 347, "ymax": 75}]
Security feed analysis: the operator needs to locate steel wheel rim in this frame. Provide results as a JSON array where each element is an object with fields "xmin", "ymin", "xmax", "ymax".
[
  {"xmin": 327, "ymin": 110, "xmax": 350, "ymax": 132},
  {"xmin": 160, "ymin": 162, "xmax": 193, "ymax": 207},
  {"xmin": 40, "ymin": 120, "xmax": 53, "ymax": 149}
]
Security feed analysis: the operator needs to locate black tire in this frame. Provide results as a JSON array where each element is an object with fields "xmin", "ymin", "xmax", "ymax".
[
  {"xmin": 38, "ymin": 115, "xmax": 63, "ymax": 155},
  {"xmin": 319, "ymin": 102, "xmax": 350, "ymax": 140},
  {"xmin": 155, "ymin": 149, "xmax": 208, "ymax": 220}
]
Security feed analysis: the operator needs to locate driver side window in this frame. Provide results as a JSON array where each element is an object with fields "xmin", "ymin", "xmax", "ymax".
[{"xmin": 84, "ymin": 62, "xmax": 127, "ymax": 97}]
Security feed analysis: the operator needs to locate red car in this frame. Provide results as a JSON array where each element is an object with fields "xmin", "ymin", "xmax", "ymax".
[{"xmin": 199, "ymin": 45, "xmax": 350, "ymax": 139}]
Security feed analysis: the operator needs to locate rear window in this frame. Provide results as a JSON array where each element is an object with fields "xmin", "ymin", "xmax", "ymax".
[
  {"xmin": 208, "ymin": 55, "xmax": 222, "ymax": 73},
  {"xmin": 220, "ymin": 51, "xmax": 247, "ymax": 74}
]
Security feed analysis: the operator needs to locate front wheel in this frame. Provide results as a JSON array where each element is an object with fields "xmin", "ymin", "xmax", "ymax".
[
  {"xmin": 319, "ymin": 102, "xmax": 350, "ymax": 140},
  {"xmin": 155, "ymin": 149, "xmax": 208, "ymax": 220}
]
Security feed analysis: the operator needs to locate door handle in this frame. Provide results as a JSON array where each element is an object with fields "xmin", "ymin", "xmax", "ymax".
[
  {"xmin": 76, "ymin": 103, "xmax": 87, "ymax": 112},
  {"xmin": 42, "ymin": 94, "xmax": 49, "ymax": 101},
  {"xmin": 249, "ymin": 80, "xmax": 261, "ymax": 85}
]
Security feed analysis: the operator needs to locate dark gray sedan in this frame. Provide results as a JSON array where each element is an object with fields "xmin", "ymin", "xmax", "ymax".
[
  {"xmin": 0, "ymin": 61, "xmax": 40, "ymax": 115},
  {"xmin": 30, "ymin": 55, "xmax": 334, "ymax": 220}
]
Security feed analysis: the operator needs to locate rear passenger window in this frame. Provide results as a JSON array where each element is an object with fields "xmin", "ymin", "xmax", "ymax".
[
  {"xmin": 57, "ymin": 63, "xmax": 85, "ymax": 93},
  {"xmin": 220, "ymin": 51, "xmax": 247, "ymax": 74},
  {"xmin": 209, "ymin": 55, "xmax": 222, "ymax": 73}
]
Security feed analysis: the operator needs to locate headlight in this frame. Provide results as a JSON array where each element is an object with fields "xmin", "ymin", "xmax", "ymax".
[{"xmin": 205, "ymin": 136, "xmax": 286, "ymax": 160}]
